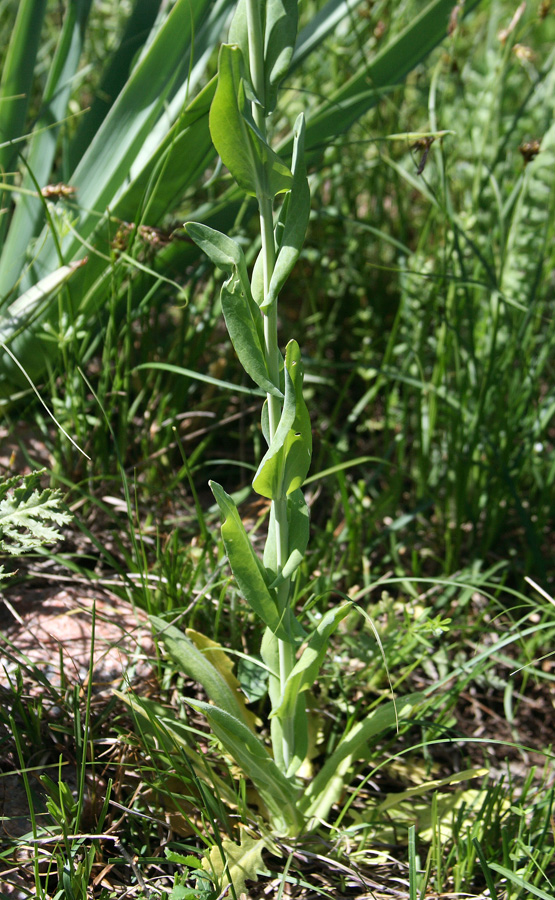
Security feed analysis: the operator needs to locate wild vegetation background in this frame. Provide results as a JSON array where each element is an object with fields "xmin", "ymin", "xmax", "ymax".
[{"xmin": 0, "ymin": 0, "xmax": 554, "ymax": 897}]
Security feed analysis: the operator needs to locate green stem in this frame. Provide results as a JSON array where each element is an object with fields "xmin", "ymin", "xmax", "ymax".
[{"xmin": 246, "ymin": 0, "xmax": 294, "ymax": 772}]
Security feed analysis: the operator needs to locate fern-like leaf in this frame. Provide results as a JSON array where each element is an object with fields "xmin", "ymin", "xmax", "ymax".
[{"xmin": 0, "ymin": 470, "xmax": 72, "ymax": 554}]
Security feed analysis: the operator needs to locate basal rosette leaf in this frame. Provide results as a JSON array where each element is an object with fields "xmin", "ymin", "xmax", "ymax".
[
  {"xmin": 188, "ymin": 699, "xmax": 304, "ymax": 833},
  {"xmin": 150, "ymin": 617, "xmax": 257, "ymax": 732}
]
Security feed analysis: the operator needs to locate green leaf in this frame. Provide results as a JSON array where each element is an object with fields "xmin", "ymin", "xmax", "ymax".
[
  {"xmin": 221, "ymin": 271, "xmax": 282, "ymax": 398},
  {"xmin": 265, "ymin": 489, "xmax": 310, "ymax": 587},
  {"xmin": 209, "ymin": 44, "xmax": 292, "ymax": 199},
  {"xmin": 189, "ymin": 699, "xmax": 304, "ymax": 833},
  {"xmin": 229, "ymin": 0, "xmax": 298, "ymax": 115},
  {"xmin": 185, "ymin": 221, "xmax": 283, "ymax": 398},
  {"xmin": 253, "ymin": 341, "xmax": 312, "ymax": 499},
  {"xmin": 0, "ymin": 0, "xmax": 48, "ymax": 176},
  {"xmin": 487, "ymin": 863, "xmax": 554, "ymax": 900},
  {"xmin": 263, "ymin": 0, "xmax": 298, "ymax": 111},
  {"xmin": 262, "ymin": 114, "xmax": 310, "ymax": 311},
  {"xmin": 203, "ymin": 833, "xmax": 270, "ymax": 896},
  {"xmin": 300, "ymin": 693, "xmax": 425, "ymax": 822},
  {"xmin": 0, "ymin": 470, "xmax": 72, "ymax": 554},
  {"xmin": 184, "ymin": 222, "xmax": 249, "ymax": 282},
  {"xmin": 271, "ymin": 603, "xmax": 351, "ymax": 722},
  {"xmin": 150, "ymin": 617, "xmax": 257, "ymax": 732},
  {"xmin": 209, "ymin": 481, "xmax": 291, "ymax": 641}
]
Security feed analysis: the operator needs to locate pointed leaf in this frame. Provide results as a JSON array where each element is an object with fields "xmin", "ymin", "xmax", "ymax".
[
  {"xmin": 186, "ymin": 628, "xmax": 258, "ymax": 731},
  {"xmin": 185, "ymin": 221, "xmax": 282, "ymax": 398},
  {"xmin": 209, "ymin": 481, "xmax": 291, "ymax": 640},
  {"xmin": 263, "ymin": 114, "xmax": 310, "ymax": 310},
  {"xmin": 184, "ymin": 222, "xmax": 249, "ymax": 283},
  {"xmin": 209, "ymin": 44, "xmax": 292, "ymax": 199},
  {"xmin": 253, "ymin": 357, "xmax": 296, "ymax": 499},
  {"xmin": 253, "ymin": 340, "xmax": 312, "ymax": 498},
  {"xmin": 271, "ymin": 603, "xmax": 351, "ymax": 722},
  {"xmin": 221, "ymin": 272, "xmax": 283, "ymax": 397}
]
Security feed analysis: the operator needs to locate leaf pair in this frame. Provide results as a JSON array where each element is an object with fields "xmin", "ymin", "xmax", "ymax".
[{"xmin": 184, "ymin": 223, "xmax": 281, "ymax": 397}]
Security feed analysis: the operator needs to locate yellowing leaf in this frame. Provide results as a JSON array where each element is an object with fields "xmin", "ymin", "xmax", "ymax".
[
  {"xmin": 186, "ymin": 629, "xmax": 259, "ymax": 731},
  {"xmin": 203, "ymin": 832, "xmax": 270, "ymax": 896}
]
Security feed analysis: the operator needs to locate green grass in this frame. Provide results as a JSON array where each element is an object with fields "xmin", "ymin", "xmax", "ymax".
[{"xmin": 1, "ymin": 0, "xmax": 554, "ymax": 896}]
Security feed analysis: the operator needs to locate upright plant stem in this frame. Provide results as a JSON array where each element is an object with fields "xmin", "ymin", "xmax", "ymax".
[{"xmin": 246, "ymin": 0, "xmax": 295, "ymax": 770}]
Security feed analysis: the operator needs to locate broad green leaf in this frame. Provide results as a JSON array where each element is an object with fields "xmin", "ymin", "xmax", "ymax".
[
  {"xmin": 280, "ymin": 342, "xmax": 312, "ymax": 494},
  {"xmin": 271, "ymin": 603, "xmax": 351, "ymax": 722},
  {"xmin": 184, "ymin": 222, "xmax": 249, "ymax": 282},
  {"xmin": 203, "ymin": 833, "xmax": 270, "ymax": 896},
  {"xmin": 265, "ymin": 489, "xmax": 310, "ymax": 587},
  {"xmin": 209, "ymin": 481, "xmax": 291, "ymax": 640},
  {"xmin": 300, "ymin": 694, "xmax": 425, "ymax": 822},
  {"xmin": 253, "ymin": 354, "xmax": 296, "ymax": 499},
  {"xmin": 188, "ymin": 699, "xmax": 304, "ymax": 833},
  {"xmin": 150, "ymin": 617, "xmax": 257, "ymax": 732},
  {"xmin": 263, "ymin": 0, "xmax": 298, "ymax": 111},
  {"xmin": 221, "ymin": 271, "xmax": 283, "ymax": 398},
  {"xmin": 253, "ymin": 341, "xmax": 312, "ymax": 498},
  {"xmin": 263, "ymin": 114, "xmax": 310, "ymax": 311},
  {"xmin": 209, "ymin": 44, "xmax": 292, "ymax": 199}
]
